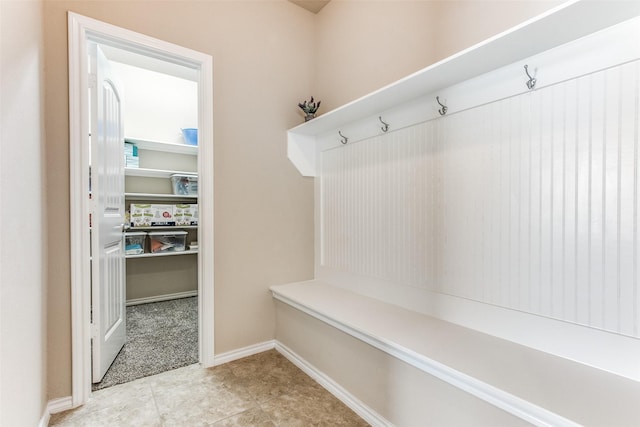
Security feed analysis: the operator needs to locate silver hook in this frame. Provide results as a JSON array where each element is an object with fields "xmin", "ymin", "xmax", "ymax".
[
  {"xmin": 339, "ymin": 131, "xmax": 348, "ymax": 145},
  {"xmin": 379, "ymin": 116, "xmax": 389, "ymax": 133},
  {"xmin": 524, "ymin": 64, "xmax": 537, "ymax": 90},
  {"xmin": 436, "ymin": 96, "xmax": 447, "ymax": 116}
]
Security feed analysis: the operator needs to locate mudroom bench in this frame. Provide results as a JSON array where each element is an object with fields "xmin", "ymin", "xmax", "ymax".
[{"xmin": 271, "ymin": 280, "xmax": 640, "ymax": 427}]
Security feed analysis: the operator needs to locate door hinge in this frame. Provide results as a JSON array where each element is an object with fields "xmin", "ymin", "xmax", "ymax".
[
  {"xmin": 90, "ymin": 323, "xmax": 99, "ymax": 339},
  {"xmin": 88, "ymin": 73, "xmax": 97, "ymax": 89}
]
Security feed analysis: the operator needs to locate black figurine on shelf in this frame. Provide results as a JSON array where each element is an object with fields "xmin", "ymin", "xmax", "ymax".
[{"xmin": 298, "ymin": 96, "xmax": 321, "ymax": 121}]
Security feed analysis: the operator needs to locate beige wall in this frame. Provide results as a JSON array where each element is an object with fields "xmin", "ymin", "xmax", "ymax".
[
  {"xmin": 0, "ymin": 0, "xmax": 48, "ymax": 424},
  {"xmin": 126, "ymin": 255, "xmax": 198, "ymax": 302},
  {"xmin": 315, "ymin": 0, "xmax": 562, "ymax": 112},
  {"xmin": 432, "ymin": 0, "xmax": 564, "ymax": 62},
  {"xmin": 315, "ymin": 0, "xmax": 439, "ymax": 112},
  {"xmin": 44, "ymin": 0, "xmax": 315, "ymax": 398}
]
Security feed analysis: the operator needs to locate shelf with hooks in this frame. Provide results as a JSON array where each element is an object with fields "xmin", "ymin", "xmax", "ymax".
[{"xmin": 287, "ymin": 1, "xmax": 640, "ymax": 177}]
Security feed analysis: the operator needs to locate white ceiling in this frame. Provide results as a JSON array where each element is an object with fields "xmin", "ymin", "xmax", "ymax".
[{"xmin": 288, "ymin": 0, "xmax": 331, "ymax": 14}]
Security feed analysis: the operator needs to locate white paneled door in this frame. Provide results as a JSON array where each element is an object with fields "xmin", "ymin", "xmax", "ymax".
[{"xmin": 89, "ymin": 43, "xmax": 126, "ymax": 383}]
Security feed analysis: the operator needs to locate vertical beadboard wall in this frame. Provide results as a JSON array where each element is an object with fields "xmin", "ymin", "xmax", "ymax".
[
  {"xmin": 321, "ymin": 123, "xmax": 437, "ymax": 288},
  {"xmin": 320, "ymin": 59, "xmax": 640, "ymax": 338}
]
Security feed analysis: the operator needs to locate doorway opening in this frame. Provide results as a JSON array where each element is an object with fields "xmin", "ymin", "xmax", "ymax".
[
  {"xmin": 68, "ymin": 12, "xmax": 214, "ymax": 407},
  {"xmin": 92, "ymin": 43, "xmax": 200, "ymax": 390}
]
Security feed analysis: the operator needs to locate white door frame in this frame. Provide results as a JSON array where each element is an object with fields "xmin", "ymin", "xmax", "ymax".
[{"xmin": 68, "ymin": 12, "xmax": 214, "ymax": 406}]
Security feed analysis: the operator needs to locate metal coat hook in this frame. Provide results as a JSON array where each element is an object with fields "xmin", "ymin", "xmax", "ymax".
[
  {"xmin": 436, "ymin": 96, "xmax": 447, "ymax": 116},
  {"xmin": 524, "ymin": 64, "xmax": 537, "ymax": 90},
  {"xmin": 379, "ymin": 116, "xmax": 390, "ymax": 133},
  {"xmin": 339, "ymin": 131, "xmax": 349, "ymax": 145}
]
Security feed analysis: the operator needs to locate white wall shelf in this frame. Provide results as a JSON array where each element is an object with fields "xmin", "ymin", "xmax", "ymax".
[
  {"xmin": 287, "ymin": 0, "xmax": 640, "ymax": 177},
  {"xmin": 125, "ymin": 249, "xmax": 198, "ymax": 259},
  {"xmin": 125, "ymin": 167, "xmax": 197, "ymax": 179},
  {"xmin": 125, "ymin": 192, "xmax": 197, "ymax": 201},
  {"xmin": 126, "ymin": 225, "xmax": 198, "ymax": 230},
  {"xmin": 125, "ymin": 137, "xmax": 198, "ymax": 156}
]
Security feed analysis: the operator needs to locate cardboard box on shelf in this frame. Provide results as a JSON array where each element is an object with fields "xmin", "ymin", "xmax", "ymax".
[
  {"xmin": 150, "ymin": 204, "xmax": 175, "ymax": 226},
  {"xmin": 174, "ymin": 204, "xmax": 198, "ymax": 226},
  {"xmin": 130, "ymin": 204, "xmax": 153, "ymax": 227},
  {"xmin": 129, "ymin": 204, "xmax": 177, "ymax": 227}
]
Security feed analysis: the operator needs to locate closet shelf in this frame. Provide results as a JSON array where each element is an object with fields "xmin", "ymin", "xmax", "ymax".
[
  {"xmin": 125, "ymin": 138, "xmax": 198, "ymax": 156},
  {"xmin": 126, "ymin": 225, "xmax": 198, "ymax": 230},
  {"xmin": 125, "ymin": 192, "xmax": 197, "ymax": 201},
  {"xmin": 287, "ymin": 0, "xmax": 640, "ymax": 177},
  {"xmin": 125, "ymin": 249, "xmax": 198, "ymax": 259},
  {"xmin": 125, "ymin": 167, "xmax": 197, "ymax": 179}
]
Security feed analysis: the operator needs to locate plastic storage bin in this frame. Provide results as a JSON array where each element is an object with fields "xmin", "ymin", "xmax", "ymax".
[
  {"xmin": 124, "ymin": 231, "xmax": 147, "ymax": 255},
  {"xmin": 171, "ymin": 174, "xmax": 198, "ymax": 196},
  {"xmin": 148, "ymin": 231, "xmax": 187, "ymax": 253},
  {"xmin": 181, "ymin": 128, "xmax": 198, "ymax": 146}
]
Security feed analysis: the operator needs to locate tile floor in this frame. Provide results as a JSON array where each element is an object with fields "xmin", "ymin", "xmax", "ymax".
[{"xmin": 49, "ymin": 350, "xmax": 369, "ymax": 426}]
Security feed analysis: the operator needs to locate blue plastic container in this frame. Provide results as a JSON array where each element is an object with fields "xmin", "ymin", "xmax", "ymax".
[{"xmin": 181, "ymin": 128, "xmax": 198, "ymax": 146}]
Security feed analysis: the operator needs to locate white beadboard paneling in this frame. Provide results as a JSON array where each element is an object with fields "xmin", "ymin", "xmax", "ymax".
[
  {"xmin": 321, "ymin": 125, "xmax": 437, "ymax": 289},
  {"xmin": 320, "ymin": 59, "xmax": 640, "ymax": 339}
]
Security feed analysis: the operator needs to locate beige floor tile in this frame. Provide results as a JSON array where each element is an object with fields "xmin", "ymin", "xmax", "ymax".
[
  {"xmin": 84, "ymin": 377, "xmax": 154, "ymax": 413},
  {"xmin": 49, "ymin": 350, "xmax": 368, "ymax": 427},
  {"xmin": 49, "ymin": 378, "xmax": 157, "ymax": 426},
  {"xmin": 260, "ymin": 383, "xmax": 369, "ymax": 427},
  {"xmin": 227, "ymin": 350, "xmax": 302, "ymax": 381},
  {"xmin": 210, "ymin": 407, "xmax": 276, "ymax": 427},
  {"xmin": 49, "ymin": 399, "xmax": 161, "ymax": 427},
  {"xmin": 227, "ymin": 350, "xmax": 321, "ymax": 403},
  {"xmin": 151, "ymin": 368, "xmax": 257, "ymax": 425}
]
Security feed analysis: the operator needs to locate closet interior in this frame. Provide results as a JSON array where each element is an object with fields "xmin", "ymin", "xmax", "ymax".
[{"xmin": 93, "ymin": 45, "xmax": 200, "ymax": 387}]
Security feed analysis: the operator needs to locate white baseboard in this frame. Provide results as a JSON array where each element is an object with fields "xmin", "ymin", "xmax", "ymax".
[
  {"xmin": 47, "ymin": 396, "xmax": 73, "ymax": 414},
  {"xmin": 38, "ymin": 410, "xmax": 50, "ymax": 427},
  {"xmin": 275, "ymin": 341, "xmax": 393, "ymax": 427},
  {"xmin": 126, "ymin": 290, "xmax": 197, "ymax": 306},
  {"xmin": 213, "ymin": 340, "xmax": 275, "ymax": 366}
]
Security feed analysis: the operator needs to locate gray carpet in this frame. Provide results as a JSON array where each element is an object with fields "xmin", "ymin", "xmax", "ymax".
[{"xmin": 93, "ymin": 297, "xmax": 198, "ymax": 391}]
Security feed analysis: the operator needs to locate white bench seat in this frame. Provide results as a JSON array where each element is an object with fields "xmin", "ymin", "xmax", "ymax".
[{"xmin": 271, "ymin": 280, "xmax": 640, "ymax": 426}]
